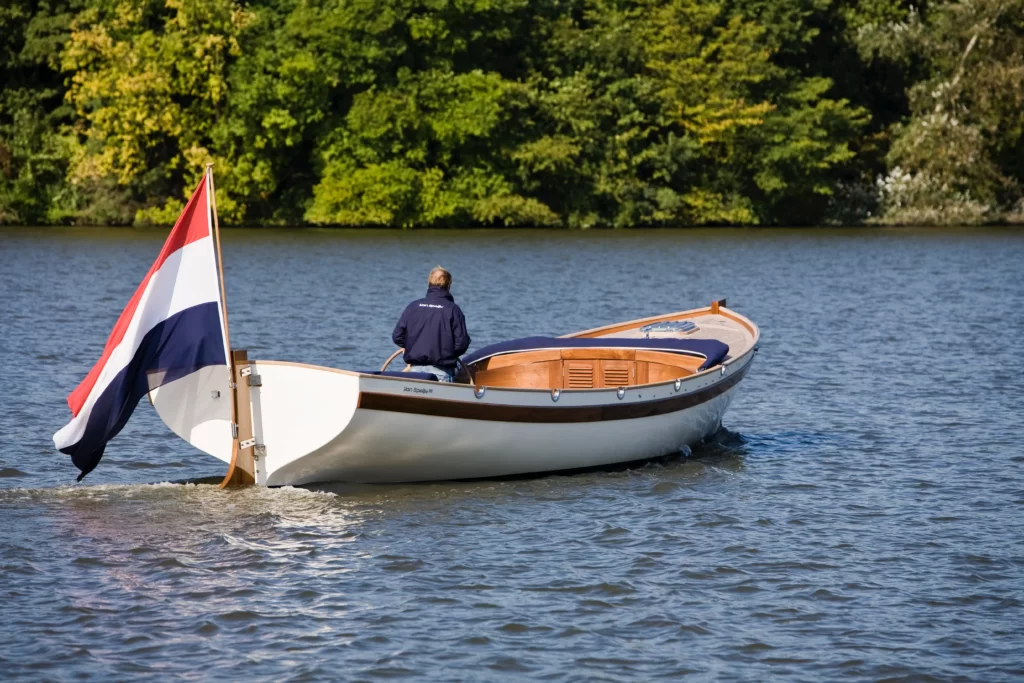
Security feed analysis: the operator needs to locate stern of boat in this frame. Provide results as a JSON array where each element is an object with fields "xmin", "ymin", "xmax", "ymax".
[
  {"xmin": 151, "ymin": 360, "xmax": 362, "ymax": 485},
  {"xmin": 244, "ymin": 361, "xmax": 361, "ymax": 485}
]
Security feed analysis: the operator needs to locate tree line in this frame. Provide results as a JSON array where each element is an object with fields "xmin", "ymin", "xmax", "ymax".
[{"xmin": 1, "ymin": 0, "xmax": 1022, "ymax": 227}]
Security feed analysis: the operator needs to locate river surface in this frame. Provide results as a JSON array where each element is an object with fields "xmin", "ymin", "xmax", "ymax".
[{"xmin": 1, "ymin": 226, "xmax": 1022, "ymax": 681}]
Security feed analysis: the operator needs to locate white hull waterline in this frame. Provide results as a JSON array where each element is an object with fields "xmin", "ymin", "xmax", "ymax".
[{"xmin": 150, "ymin": 302, "xmax": 759, "ymax": 486}]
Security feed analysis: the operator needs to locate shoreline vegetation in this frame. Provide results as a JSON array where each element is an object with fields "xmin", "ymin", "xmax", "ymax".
[{"xmin": 2, "ymin": 1, "xmax": 1023, "ymax": 229}]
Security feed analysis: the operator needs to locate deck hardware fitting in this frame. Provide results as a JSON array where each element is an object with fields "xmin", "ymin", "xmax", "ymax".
[
  {"xmin": 254, "ymin": 444, "xmax": 267, "ymax": 460},
  {"xmin": 474, "ymin": 386, "xmax": 486, "ymax": 399},
  {"xmin": 551, "ymin": 389, "xmax": 560, "ymax": 402},
  {"xmin": 239, "ymin": 438, "xmax": 256, "ymax": 450},
  {"xmin": 674, "ymin": 379, "xmax": 682, "ymax": 392},
  {"xmin": 617, "ymin": 387, "xmax": 626, "ymax": 400},
  {"xmin": 247, "ymin": 373, "xmax": 262, "ymax": 387},
  {"xmin": 231, "ymin": 423, "xmax": 238, "ymax": 439}
]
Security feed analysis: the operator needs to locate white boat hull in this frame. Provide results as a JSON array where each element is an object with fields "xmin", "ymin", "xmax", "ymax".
[
  {"xmin": 150, "ymin": 304, "xmax": 758, "ymax": 486},
  {"xmin": 247, "ymin": 353, "xmax": 753, "ymax": 486},
  {"xmin": 267, "ymin": 387, "xmax": 736, "ymax": 486}
]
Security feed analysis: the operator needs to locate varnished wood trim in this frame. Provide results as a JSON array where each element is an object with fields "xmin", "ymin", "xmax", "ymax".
[
  {"xmin": 381, "ymin": 348, "xmax": 404, "ymax": 372},
  {"xmin": 563, "ymin": 303, "xmax": 760, "ymax": 344},
  {"xmin": 635, "ymin": 350, "xmax": 704, "ymax": 369},
  {"xmin": 477, "ymin": 348, "xmax": 562, "ymax": 370},
  {"xmin": 565, "ymin": 307, "xmax": 708, "ymax": 339},
  {"xmin": 716, "ymin": 308, "xmax": 758, "ymax": 336},
  {"xmin": 219, "ymin": 349, "xmax": 256, "ymax": 488},
  {"xmin": 357, "ymin": 361, "xmax": 750, "ymax": 423},
  {"xmin": 472, "ymin": 360, "xmax": 559, "ymax": 389},
  {"xmin": 560, "ymin": 347, "xmax": 636, "ymax": 361},
  {"xmin": 549, "ymin": 359, "xmax": 563, "ymax": 389}
]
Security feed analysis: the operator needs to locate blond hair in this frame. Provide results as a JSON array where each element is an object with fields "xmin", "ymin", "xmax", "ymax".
[{"xmin": 428, "ymin": 266, "xmax": 452, "ymax": 290}]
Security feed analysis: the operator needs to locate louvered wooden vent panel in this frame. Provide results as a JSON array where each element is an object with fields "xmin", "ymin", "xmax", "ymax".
[
  {"xmin": 603, "ymin": 368, "xmax": 630, "ymax": 387},
  {"xmin": 566, "ymin": 364, "xmax": 595, "ymax": 389},
  {"xmin": 600, "ymin": 360, "xmax": 633, "ymax": 388}
]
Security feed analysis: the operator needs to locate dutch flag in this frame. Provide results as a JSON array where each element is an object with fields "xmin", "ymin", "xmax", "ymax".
[{"xmin": 53, "ymin": 174, "xmax": 229, "ymax": 480}]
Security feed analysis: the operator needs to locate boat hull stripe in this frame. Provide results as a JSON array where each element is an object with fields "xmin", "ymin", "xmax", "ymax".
[{"xmin": 358, "ymin": 362, "xmax": 750, "ymax": 423}]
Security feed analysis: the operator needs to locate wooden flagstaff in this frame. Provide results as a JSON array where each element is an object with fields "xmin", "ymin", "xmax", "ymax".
[
  {"xmin": 207, "ymin": 164, "xmax": 233, "ymax": 355},
  {"xmin": 206, "ymin": 164, "xmax": 256, "ymax": 489}
]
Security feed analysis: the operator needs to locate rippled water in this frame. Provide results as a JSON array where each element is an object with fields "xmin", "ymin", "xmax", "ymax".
[{"xmin": 1, "ymin": 226, "xmax": 1023, "ymax": 680}]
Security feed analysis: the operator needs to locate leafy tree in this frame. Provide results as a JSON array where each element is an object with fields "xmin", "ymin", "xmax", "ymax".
[
  {"xmin": 860, "ymin": 0, "xmax": 1024, "ymax": 224},
  {"xmin": 62, "ymin": 0, "xmax": 251, "ymax": 223},
  {"xmin": 0, "ymin": 0, "xmax": 80, "ymax": 224},
  {"xmin": 307, "ymin": 0, "xmax": 559, "ymax": 226},
  {"xmin": 515, "ymin": 0, "xmax": 867, "ymax": 226},
  {"xmin": 4, "ymin": 0, "xmax": 1017, "ymax": 227}
]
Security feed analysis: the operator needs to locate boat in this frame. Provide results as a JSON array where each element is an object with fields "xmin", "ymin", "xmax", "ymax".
[
  {"xmin": 56, "ymin": 167, "xmax": 760, "ymax": 487},
  {"xmin": 150, "ymin": 298, "xmax": 759, "ymax": 486}
]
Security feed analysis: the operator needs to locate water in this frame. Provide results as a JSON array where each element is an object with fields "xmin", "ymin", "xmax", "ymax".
[{"xmin": 1, "ymin": 226, "xmax": 1023, "ymax": 680}]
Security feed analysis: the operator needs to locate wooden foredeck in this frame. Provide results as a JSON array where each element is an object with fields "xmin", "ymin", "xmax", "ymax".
[{"xmin": 597, "ymin": 313, "xmax": 755, "ymax": 359}]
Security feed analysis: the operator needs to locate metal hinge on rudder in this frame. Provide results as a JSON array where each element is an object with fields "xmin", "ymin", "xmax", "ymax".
[
  {"xmin": 238, "ymin": 439, "xmax": 266, "ymax": 457},
  {"xmin": 240, "ymin": 365, "xmax": 262, "ymax": 387}
]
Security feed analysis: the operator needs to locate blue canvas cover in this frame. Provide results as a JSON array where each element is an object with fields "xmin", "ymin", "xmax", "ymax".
[
  {"xmin": 462, "ymin": 336, "xmax": 729, "ymax": 371},
  {"xmin": 361, "ymin": 370, "xmax": 439, "ymax": 381}
]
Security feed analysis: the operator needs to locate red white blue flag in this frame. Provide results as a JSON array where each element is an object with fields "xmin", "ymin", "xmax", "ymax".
[{"xmin": 53, "ymin": 175, "xmax": 229, "ymax": 480}]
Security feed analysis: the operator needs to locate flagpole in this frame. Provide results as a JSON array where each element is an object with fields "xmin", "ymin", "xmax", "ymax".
[
  {"xmin": 206, "ymin": 164, "xmax": 232, "ymax": 356},
  {"xmin": 206, "ymin": 164, "xmax": 256, "ymax": 489}
]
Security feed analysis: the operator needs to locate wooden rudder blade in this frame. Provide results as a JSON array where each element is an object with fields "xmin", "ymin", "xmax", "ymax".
[{"xmin": 219, "ymin": 349, "xmax": 256, "ymax": 488}]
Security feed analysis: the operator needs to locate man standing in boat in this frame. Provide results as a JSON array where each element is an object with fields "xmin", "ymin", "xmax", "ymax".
[{"xmin": 392, "ymin": 266, "xmax": 471, "ymax": 382}]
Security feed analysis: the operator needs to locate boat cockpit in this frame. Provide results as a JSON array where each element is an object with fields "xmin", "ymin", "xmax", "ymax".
[{"xmin": 376, "ymin": 300, "xmax": 758, "ymax": 392}]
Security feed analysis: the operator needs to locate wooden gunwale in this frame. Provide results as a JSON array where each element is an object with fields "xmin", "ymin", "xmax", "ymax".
[
  {"xmin": 356, "ymin": 360, "xmax": 750, "ymax": 423},
  {"xmin": 564, "ymin": 306, "xmax": 708, "ymax": 339},
  {"xmin": 715, "ymin": 308, "xmax": 759, "ymax": 337},
  {"xmin": 565, "ymin": 304, "xmax": 759, "ymax": 339}
]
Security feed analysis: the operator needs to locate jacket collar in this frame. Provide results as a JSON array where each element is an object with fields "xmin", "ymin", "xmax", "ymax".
[{"xmin": 426, "ymin": 286, "xmax": 454, "ymax": 302}]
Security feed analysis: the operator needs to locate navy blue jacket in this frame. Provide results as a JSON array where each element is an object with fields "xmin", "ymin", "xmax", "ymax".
[{"xmin": 392, "ymin": 287, "xmax": 471, "ymax": 366}]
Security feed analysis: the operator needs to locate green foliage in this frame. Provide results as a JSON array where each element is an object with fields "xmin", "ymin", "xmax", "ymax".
[
  {"xmin": 61, "ymin": 0, "xmax": 253, "ymax": 222},
  {"xmin": 2, "ymin": 0, "xmax": 1021, "ymax": 226},
  {"xmin": 0, "ymin": 0, "xmax": 81, "ymax": 224},
  {"xmin": 858, "ymin": 0, "xmax": 1024, "ymax": 224},
  {"xmin": 307, "ymin": 68, "xmax": 539, "ymax": 226}
]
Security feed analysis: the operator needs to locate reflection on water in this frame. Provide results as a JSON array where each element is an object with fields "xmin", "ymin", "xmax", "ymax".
[{"xmin": 1, "ymin": 226, "xmax": 1023, "ymax": 680}]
